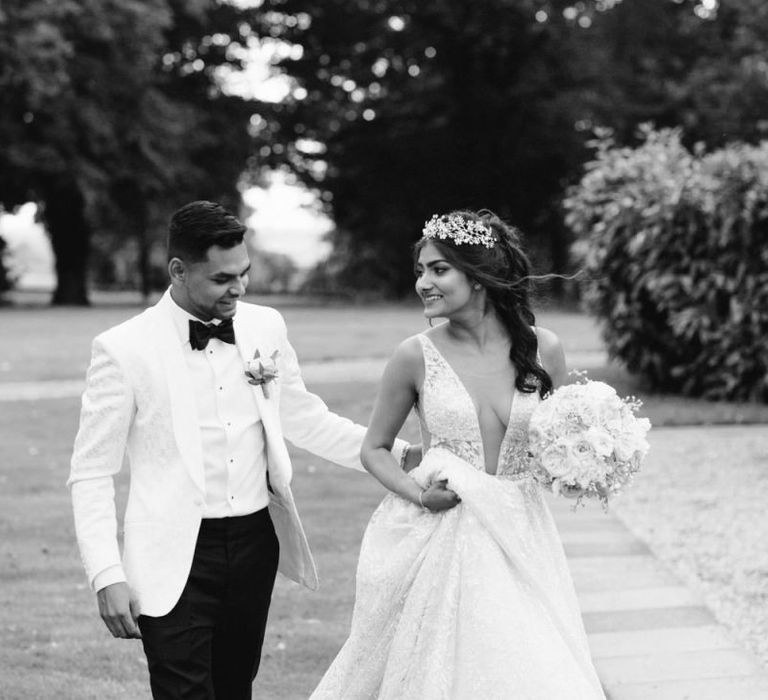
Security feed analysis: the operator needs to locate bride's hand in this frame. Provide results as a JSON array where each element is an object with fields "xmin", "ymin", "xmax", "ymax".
[{"xmin": 422, "ymin": 479, "xmax": 461, "ymax": 512}]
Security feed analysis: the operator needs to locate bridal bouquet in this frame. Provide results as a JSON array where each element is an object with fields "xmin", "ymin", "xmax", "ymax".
[{"xmin": 528, "ymin": 376, "xmax": 651, "ymax": 507}]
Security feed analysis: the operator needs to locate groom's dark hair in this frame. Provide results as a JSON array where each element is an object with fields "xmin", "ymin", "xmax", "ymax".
[{"xmin": 167, "ymin": 200, "xmax": 247, "ymax": 262}]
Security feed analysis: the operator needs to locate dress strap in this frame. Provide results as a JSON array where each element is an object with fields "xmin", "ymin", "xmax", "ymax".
[{"xmin": 417, "ymin": 334, "xmax": 441, "ymax": 372}]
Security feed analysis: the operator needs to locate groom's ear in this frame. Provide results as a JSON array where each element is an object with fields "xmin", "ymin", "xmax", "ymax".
[{"xmin": 168, "ymin": 257, "xmax": 186, "ymax": 283}]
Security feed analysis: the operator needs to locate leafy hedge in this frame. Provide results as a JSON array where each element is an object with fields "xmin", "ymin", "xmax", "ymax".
[{"xmin": 565, "ymin": 126, "xmax": 768, "ymax": 402}]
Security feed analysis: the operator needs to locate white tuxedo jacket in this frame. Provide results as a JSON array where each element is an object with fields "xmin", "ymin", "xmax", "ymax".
[{"xmin": 68, "ymin": 291, "xmax": 400, "ymax": 616}]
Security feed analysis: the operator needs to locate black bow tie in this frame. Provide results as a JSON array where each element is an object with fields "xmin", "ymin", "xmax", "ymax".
[{"xmin": 189, "ymin": 318, "xmax": 235, "ymax": 350}]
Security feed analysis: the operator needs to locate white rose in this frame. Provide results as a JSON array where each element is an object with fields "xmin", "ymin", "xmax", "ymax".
[
  {"xmin": 614, "ymin": 433, "xmax": 642, "ymax": 462},
  {"xmin": 539, "ymin": 440, "xmax": 574, "ymax": 478},
  {"xmin": 588, "ymin": 381, "xmax": 618, "ymax": 400},
  {"xmin": 585, "ymin": 426, "xmax": 614, "ymax": 457}
]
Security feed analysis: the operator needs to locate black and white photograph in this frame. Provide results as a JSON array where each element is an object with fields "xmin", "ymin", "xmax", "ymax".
[{"xmin": 1, "ymin": 1, "xmax": 767, "ymax": 698}]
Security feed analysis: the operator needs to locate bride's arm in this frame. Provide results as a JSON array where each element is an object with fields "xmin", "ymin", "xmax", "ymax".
[
  {"xmin": 536, "ymin": 326, "xmax": 605, "ymax": 500},
  {"xmin": 362, "ymin": 337, "xmax": 460, "ymax": 512},
  {"xmin": 536, "ymin": 326, "xmax": 567, "ymax": 389}
]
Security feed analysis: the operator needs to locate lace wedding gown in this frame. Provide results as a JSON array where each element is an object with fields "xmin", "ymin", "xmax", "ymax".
[{"xmin": 310, "ymin": 335, "xmax": 606, "ymax": 699}]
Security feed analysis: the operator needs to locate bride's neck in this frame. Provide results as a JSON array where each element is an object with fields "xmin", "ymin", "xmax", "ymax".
[{"xmin": 445, "ymin": 310, "xmax": 507, "ymax": 350}]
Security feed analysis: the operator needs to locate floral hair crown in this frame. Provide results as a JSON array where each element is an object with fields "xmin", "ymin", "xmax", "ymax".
[{"xmin": 422, "ymin": 214, "xmax": 496, "ymax": 248}]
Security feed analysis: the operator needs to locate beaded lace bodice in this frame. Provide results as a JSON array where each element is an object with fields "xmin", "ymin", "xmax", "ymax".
[{"xmin": 416, "ymin": 334, "xmax": 540, "ymax": 479}]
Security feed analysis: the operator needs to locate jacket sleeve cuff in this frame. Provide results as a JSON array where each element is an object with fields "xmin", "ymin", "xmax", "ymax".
[
  {"xmin": 92, "ymin": 564, "xmax": 127, "ymax": 593},
  {"xmin": 391, "ymin": 439, "xmax": 409, "ymax": 465}
]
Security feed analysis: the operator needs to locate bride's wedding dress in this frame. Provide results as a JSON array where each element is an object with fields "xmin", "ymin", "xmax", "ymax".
[{"xmin": 310, "ymin": 335, "xmax": 606, "ymax": 699}]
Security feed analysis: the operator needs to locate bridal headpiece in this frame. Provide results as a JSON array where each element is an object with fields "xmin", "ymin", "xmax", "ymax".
[{"xmin": 422, "ymin": 213, "xmax": 496, "ymax": 248}]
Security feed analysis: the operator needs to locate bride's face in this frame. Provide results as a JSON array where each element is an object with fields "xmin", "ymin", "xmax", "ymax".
[{"xmin": 415, "ymin": 242, "xmax": 477, "ymax": 319}]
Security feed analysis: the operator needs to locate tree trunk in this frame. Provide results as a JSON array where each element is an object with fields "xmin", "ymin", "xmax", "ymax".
[
  {"xmin": 113, "ymin": 180, "xmax": 151, "ymax": 303},
  {"xmin": 44, "ymin": 182, "xmax": 91, "ymax": 306},
  {"xmin": 136, "ymin": 204, "xmax": 151, "ymax": 304}
]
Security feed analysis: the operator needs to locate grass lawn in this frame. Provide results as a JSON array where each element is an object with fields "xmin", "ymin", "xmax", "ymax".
[
  {"xmin": 0, "ymin": 380, "xmax": 412, "ymax": 700},
  {"xmin": 4, "ymin": 295, "xmax": 768, "ymax": 425},
  {"xmin": 1, "ymin": 298, "xmax": 767, "ymax": 698}
]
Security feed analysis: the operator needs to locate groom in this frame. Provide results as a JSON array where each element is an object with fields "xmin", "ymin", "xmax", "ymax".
[{"xmin": 68, "ymin": 200, "xmax": 413, "ymax": 699}]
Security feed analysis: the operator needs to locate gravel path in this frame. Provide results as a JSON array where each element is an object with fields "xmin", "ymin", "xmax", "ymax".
[{"xmin": 612, "ymin": 425, "xmax": 768, "ymax": 669}]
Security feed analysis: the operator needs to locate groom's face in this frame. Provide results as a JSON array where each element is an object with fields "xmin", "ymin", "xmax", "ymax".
[{"xmin": 173, "ymin": 242, "xmax": 251, "ymax": 321}]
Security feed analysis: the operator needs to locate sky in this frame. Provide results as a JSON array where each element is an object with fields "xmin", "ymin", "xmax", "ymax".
[
  {"xmin": 227, "ymin": 35, "xmax": 334, "ymax": 268},
  {"xmin": 244, "ymin": 173, "xmax": 332, "ymax": 268},
  {"xmin": 0, "ymin": 204, "xmax": 54, "ymax": 289}
]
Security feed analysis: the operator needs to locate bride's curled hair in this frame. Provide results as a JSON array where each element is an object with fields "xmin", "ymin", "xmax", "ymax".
[{"xmin": 415, "ymin": 209, "xmax": 553, "ymax": 398}]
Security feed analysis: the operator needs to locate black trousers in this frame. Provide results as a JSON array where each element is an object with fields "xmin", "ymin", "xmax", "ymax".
[{"xmin": 138, "ymin": 508, "xmax": 280, "ymax": 700}]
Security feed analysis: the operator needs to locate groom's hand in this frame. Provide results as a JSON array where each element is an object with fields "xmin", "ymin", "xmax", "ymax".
[
  {"xmin": 97, "ymin": 582, "xmax": 142, "ymax": 639},
  {"xmin": 422, "ymin": 479, "xmax": 461, "ymax": 512},
  {"xmin": 559, "ymin": 483, "xmax": 584, "ymax": 500}
]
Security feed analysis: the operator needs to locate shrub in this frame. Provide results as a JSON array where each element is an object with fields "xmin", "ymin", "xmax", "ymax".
[{"xmin": 565, "ymin": 125, "xmax": 768, "ymax": 402}]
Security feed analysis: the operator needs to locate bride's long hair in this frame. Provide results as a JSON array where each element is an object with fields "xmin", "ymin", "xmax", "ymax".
[{"xmin": 414, "ymin": 208, "xmax": 553, "ymax": 398}]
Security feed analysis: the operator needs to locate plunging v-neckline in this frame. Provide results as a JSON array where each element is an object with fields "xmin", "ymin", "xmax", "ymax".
[{"xmin": 421, "ymin": 334, "xmax": 516, "ymax": 475}]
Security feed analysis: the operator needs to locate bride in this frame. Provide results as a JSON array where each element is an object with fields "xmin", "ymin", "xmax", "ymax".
[{"xmin": 310, "ymin": 210, "xmax": 606, "ymax": 699}]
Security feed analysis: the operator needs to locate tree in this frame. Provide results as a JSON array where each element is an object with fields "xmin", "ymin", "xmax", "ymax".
[
  {"xmin": 247, "ymin": 247, "xmax": 300, "ymax": 293},
  {"xmin": 251, "ymin": 0, "xmax": 601, "ymax": 296},
  {"xmin": 581, "ymin": 0, "xmax": 768, "ymax": 147},
  {"xmin": 251, "ymin": 0, "xmax": 768, "ymax": 296},
  {"xmin": 565, "ymin": 127, "xmax": 768, "ymax": 402},
  {"xmin": 0, "ymin": 0, "xmax": 258, "ymax": 304}
]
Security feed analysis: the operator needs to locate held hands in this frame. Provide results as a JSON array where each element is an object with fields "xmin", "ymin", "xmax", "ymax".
[
  {"xmin": 558, "ymin": 482, "xmax": 609, "ymax": 502},
  {"xmin": 559, "ymin": 483, "xmax": 584, "ymax": 500},
  {"xmin": 97, "ymin": 582, "xmax": 142, "ymax": 639},
  {"xmin": 420, "ymin": 478, "xmax": 461, "ymax": 512}
]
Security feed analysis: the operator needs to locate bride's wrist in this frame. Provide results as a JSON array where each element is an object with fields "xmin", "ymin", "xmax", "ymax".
[{"xmin": 418, "ymin": 489, "xmax": 430, "ymax": 511}]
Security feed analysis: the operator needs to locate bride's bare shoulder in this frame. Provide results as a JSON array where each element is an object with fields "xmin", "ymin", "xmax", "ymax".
[
  {"xmin": 390, "ymin": 334, "xmax": 426, "ymax": 366},
  {"xmin": 534, "ymin": 326, "xmax": 567, "ymax": 386},
  {"xmin": 383, "ymin": 334, "xmax": 426, "ymax": 388},
  {"xmin": 534, "ymin": 326, "xmax": 561, "ymax": 352}
]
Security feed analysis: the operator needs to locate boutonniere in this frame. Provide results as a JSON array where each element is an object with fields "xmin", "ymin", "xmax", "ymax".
[{"xmin": 245, "ymin": 349, "xmax": 280, "ymax": 398}]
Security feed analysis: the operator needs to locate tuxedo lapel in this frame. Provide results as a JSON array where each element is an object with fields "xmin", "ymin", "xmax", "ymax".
[
  {"xmin": 151, "ymin": 294, "xmax": 206, "ymax": 493},
  {"xmin": 234, "ymin": 310, "xmax": 293, "ymax": 491}
]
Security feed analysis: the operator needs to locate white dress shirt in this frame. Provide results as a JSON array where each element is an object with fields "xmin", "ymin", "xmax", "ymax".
[{"xmin": 169, "ymin": 296, "xmax": 270, "ymax": 518}]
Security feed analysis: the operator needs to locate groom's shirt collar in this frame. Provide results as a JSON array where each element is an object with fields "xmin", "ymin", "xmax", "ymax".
[{"xmin": 167, "ymin": 288, "xmax": 226, "ymax": 349}]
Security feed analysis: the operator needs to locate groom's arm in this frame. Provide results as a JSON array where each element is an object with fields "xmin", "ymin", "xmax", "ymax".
[
  {"xmin": 274, "ymin": 318, "xmax": 409, "ymax": 470},
  {"xmin": 69, "ymin": 335, "xmax": 142, "ymax": 639},
  {"xmin": 68, "ymin": 335, "xmax": 136, "ymax": 598}
]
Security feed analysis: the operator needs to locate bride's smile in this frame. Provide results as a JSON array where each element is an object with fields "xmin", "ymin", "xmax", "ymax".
[{"xmin": 415, "ymin": 241, "xmax": 484, "ymax": 320}]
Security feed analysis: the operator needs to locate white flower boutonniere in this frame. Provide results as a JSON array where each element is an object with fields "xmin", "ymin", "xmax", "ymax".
[{"xmin": 245, "ymin": 349, "xmax": 280, "ymax": 398}]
